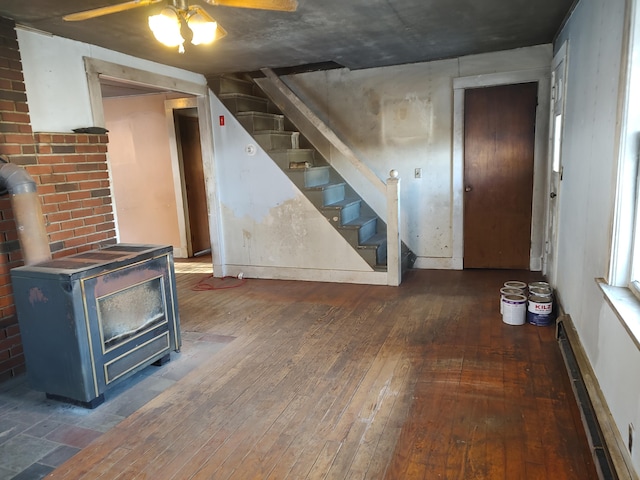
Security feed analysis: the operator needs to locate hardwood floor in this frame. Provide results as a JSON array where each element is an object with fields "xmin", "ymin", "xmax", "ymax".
[{"xmin": 47, "ymin": 260, "xmax": 597, "ymax": 479}]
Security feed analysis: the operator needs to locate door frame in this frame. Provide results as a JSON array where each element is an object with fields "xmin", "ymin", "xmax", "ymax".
[
  {"xmin": 452, "ymin": 67, "xmax": 551, "ymax": 270},
  {"xmin": 83, "ymin": 58, "xmax": 223, "ymax": 269},
  {"xmin": 165, "ymin": 98, "xmax": 211, "ymax": 258},
  {"xmin": 544, "ymin": 41, "xmax": 569, "ymax": 285}
]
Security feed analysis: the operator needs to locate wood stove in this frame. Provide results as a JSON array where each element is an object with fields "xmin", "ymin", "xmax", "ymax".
[{"xmin": 11, "ymin": 244, "xmax": 181, "ymax": 408}]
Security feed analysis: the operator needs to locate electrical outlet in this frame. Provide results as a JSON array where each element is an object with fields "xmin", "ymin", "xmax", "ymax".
[
  {"xmin": 415, "ymin": 168, "xmax": 422, "ymax": 179},
  {"xmin": 629, "ymin": 423, "xmax": 635, "ymax": 453}
]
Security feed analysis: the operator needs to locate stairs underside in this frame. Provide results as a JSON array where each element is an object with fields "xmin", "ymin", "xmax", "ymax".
[{"xmin": 210, "ymin": 75, "xmax": 415, "ymax": 273}]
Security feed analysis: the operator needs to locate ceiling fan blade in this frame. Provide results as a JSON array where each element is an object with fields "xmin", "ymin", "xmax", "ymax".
[
  {"xmin": 205, "ymin": 0, "xmax": 297, "ymax": 12},
  {"xmin": 63, "ymin": 0, "xmax": 163, "ymax": 21}
]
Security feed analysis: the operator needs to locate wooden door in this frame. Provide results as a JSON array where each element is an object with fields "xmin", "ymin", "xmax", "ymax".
[
  {"xmin": 463, "ymin": 83, "xmax": 537, "ymax": 269},
  {"xmin": 177, "ymin": 114, "xmax": 211, "ymax": 256}
]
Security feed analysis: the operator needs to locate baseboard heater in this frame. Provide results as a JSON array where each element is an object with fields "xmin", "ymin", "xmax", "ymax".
[{"xmin": 557, "ymin": 317, "xmax": 621, "ymax": 480}]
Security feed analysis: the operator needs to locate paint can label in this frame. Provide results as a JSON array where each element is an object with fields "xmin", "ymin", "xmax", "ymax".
[{"xmin": 527, "ymin": 295, "xmax": 554, "ymax": 326}]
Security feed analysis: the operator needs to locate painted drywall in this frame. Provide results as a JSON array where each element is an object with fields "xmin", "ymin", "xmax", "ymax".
[
  {"xmin": 15, "ymin": 28, "xmax": 206, "ymax": 133},
  {"xmin": 209, "ymin": 94, "xmax": 381, "ymax": 284},
  {"xmin": 280, "ymin": 45, "xmax": 552, "ymax": 269},
  {"xmin": 103, "ymin": 94, "xmax": 182, "ymax": 253},
  {"xmin": 554, "ymin": 0, "xmax": 640, "ymax": 474}
]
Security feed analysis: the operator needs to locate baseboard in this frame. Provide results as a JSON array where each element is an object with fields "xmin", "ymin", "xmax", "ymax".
[
  {"xmin": 557, "ymin": 314, "xmax": 639, "ymax": 480},
  {"xmin": 219, "ymin": 265, "xmax": 389, "ymax": 285}
]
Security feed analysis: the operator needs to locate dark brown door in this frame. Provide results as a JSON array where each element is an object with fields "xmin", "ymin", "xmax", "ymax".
[
  {"xmin": 177, "ymin": 114, "xmax": 211, "ymax": 256},
  {"xmin": 463, "ymin": 83, "xmax": 537, "ymax": 269}
]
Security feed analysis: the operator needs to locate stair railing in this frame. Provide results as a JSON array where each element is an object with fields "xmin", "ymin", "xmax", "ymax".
[{"xmin": 255, "ymin": 69, "xmax": 403, "ymax": 285}]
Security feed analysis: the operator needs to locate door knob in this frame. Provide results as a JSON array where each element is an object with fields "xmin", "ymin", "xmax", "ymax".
[
  {"xmin": 465, "ymin": 186, "xmax": 472, "ymax": 192},
  {"xmin": 550, "ymin": 192, "xmax": 557, "ymax": 198}
]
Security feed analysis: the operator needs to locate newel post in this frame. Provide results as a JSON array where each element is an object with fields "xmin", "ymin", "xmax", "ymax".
[{"xmin": 387, "ymin": 170, "xmax": 401, "ymax": 286}]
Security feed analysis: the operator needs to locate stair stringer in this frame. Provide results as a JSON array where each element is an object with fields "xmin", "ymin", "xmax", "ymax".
[{"xmin": 209, "ymin": 93, "xmax": 387, "ymax": 285}]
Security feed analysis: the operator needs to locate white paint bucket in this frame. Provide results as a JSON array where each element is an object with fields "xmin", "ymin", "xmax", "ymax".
[
  {"xmin": 502, "ymin": 294, "xmax": 527, "ymax": 326},
  {"xmin": 529, "ymin": 281, "xmax": 550, "ymax": 291},
  {"xmin": 527, "ymin": 295, "xmax": 554, "ymax": 326},
  {"xmin": 500, "ymin": 287, "xmax": 524, "ymax": 313},
  {"xmin": 504, "ymin": 281, "xmax": 527, "ymax": 290}
]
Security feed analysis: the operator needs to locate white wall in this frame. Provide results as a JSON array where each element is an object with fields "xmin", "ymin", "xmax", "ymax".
[
  {"xmin": 103, "ymin": 94, "xmax": 182, "ymax": 252},
  {"xmin": 209, "ymin": 94, "xmax": 383, "ymax": 284},
  {"xmin": 554, "ymin": 0, "xmax": 640, "ymax": 474},
  {"xmin": 280, "ymin": 45, "xmax": 552, "ymax": 269},
  {"xmin": 16, "ymin": 28, "xmax": 206, "ymax": 132}
]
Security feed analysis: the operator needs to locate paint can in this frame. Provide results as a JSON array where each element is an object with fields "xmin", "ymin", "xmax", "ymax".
[
  {"xmin": 527, "ymin": 294, "xmax": 554, "ymax": 326},
  {"xmin": 529, "ymin": 281, "xmax": 550, "ymax": 291},
  {"xmin": 500, "ymin": 287, "xmax": 524, "ymax": 313},
  {"xmin": 529, "ymin": 285, "xmax": 552, "ymax": 298},
  {"xmin": 504, "ymin": 280, "xmax": 527, "ymax": 290},
  {"xmin": 502, "ymin": 294, "xmax": 527, "ymax": 326}
]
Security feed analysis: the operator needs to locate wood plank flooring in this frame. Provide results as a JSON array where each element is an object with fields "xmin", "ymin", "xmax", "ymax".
[{"xmin": 47, "ymin": 261, "xmax": 597, "ymax": 479}]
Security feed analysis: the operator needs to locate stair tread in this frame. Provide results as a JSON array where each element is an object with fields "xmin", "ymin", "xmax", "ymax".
[
  {"xmin": 342, "ymin": 216, "xmax": 376, "ymax": 228},
  {"xmin": 219, "ymin": 92, "xmax": 269, "ymax": 101},
  {"xmin": 254, "ymin": 130, "xmax": 298, "ymax": 135},
  {"xmin": 306, "ymin": 181, "xmax": 345, "ymax": 191},
  {"xmin": 360, "ymin": 232, "xmax": 386, "ymax": 246},
  {"xmin": 323, "ymin": 197, "xmax": 361, "ymax": 209},
  {"xmin": 236, "ymin": 111, "xmax": 284, "ymax": 119}
]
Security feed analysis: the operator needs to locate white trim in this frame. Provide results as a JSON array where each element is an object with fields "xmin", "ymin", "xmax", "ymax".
[
  {"xmin": 452, "ymin": 68, "xmax": 551, "ymax": 271},
  {"xmin": 83, "ymin": 57, "xmax": 222, "ymax": 267},
  {"xmin": 223, "ymin": 265, "xmax": 388, "ymax": 285}
]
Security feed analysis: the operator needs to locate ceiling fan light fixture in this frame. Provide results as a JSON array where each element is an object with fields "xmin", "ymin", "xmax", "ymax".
[
  {"xmin": 148, "ymin": 6, "xmax": 185, "ymax": 52},
  {"xmin": 187, "ymin": 11, "xmax": 218, "ymax": 45}
]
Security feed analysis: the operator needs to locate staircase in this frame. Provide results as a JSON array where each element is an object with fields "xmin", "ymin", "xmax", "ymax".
[{"xmin": 208, "ymin": 74, "xmax": 414, "ymax": 273}]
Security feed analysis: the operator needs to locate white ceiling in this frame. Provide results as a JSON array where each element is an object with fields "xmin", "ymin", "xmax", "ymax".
[{"xmin": 0, "ymin": 0, "xmax": 576, "ymax": 76}]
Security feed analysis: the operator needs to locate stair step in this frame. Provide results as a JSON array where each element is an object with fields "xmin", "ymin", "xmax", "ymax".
[
  {"xmin": 208, "ymin": 76, "xmax": 256, "ymax": 96},
  {"xmin": 219, "ymin": 93, "xmax": 270, "ymax": 113},
  {"xmin": 288, "ymin": 166, "xmax": 331, "ymax": 188},
  {"xmin": 342, "ymin": 216, "xmax": 378, "ymax": 244},
  {"xmin": 306, "ymin": 182, "xmax": 346, "ymax": 207},
  {"xmin": 236, "ymin": 112, "xmax": 284, "ymax": 133},
  {"xmin": 270, "ymin": 149, "xmax": 316, "ymax": 169},
  {"xmin": 254, "ymin": 130, "xmax": 300, "ymax": 150},
  {"xmin": 322, "ymin": 197, "xmax": 362, "ymax": 225},
  {"xmin": 359, "ymin": 232, "xmax": 388, "ymax": 265}
]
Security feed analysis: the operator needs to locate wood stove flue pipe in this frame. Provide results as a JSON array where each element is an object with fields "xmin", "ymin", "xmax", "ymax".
[{"xmin": 0, "ymin": 160, "xmax": 51, "ymax": 265}]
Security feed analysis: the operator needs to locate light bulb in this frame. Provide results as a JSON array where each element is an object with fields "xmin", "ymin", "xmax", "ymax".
[
  {"xmin": 187, "ymin": 12, "xmax": 217, "ymax": 45},
  {"xmin": 148, "ymin": 7, "xmax": 185, "ymax": 50}
]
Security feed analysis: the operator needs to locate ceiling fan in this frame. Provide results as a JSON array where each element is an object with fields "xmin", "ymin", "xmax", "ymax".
[{"xmin": 63, "ymin": 0, "xmax": 298, "ymax": 53}]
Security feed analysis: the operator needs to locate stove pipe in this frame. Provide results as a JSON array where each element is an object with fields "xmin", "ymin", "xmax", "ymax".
[{"xmin": 0, "ymin": 161, "xmax": 51, "ymax": 265}]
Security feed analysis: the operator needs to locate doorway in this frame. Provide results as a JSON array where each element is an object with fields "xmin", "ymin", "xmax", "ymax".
[
  {"xmin": 463, "ymin": 82, "xmax": 538, "ymax": 269},
  {"xmin": 175, "ymin": 111, "xmax": 211, "ymax": 257}
]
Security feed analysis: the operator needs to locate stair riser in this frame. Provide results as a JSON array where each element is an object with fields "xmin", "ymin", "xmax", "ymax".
[
  {"xmin": 221, "ymin": 96, "xmax": 269, "ymax": 114},
  {"xmin": 210, "ymin": 76, "xmax": 255, "ymax": 96},
  {"xmin": 358, "ymin": 219, "xmax": 378, "ymax": 243},
  {"xmin": 306, "ymin": 184, "xmax": 345, "ymax": 206},
  {"xmin": 238, "ymin": 116, "xmax": 284, "ymax": 133},
  {"xmin": 357, "ymin": 245, "xmax": 387, "ymax": 267},
  {"xmin": 255, "ymin": 132, "xmax": 300, "ymax": 151},
  {"xmin": 323, "ymin": 202, "xmax": 361, "ymax": 226},
  {"xmin": 270, "ymin": 150, "xmax": 315, "ymax": 170},
  {"xmin": 304, "ymin": 168, "xmax": 330, "ymax": 187}
]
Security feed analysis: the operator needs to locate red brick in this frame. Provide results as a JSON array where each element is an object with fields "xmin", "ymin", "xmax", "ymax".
[
  {"xmin": 42, "ymin": 193, "xmax": 68, "ymax": 204},
  {"xmin": 74, "ymin": 226, "xmax": 96, "ymax": 236},
  {"xmin": 51, "ymin": 164, "xmax": 77, "ymax": 174},
  {"xmin": 56, "ymin": 200, "xmax": 83, "ymax": 212},
  {"xmin": 60, "ymin": 219, "xmax": 83, "ymax": 231},
  {"xmin": 1, "ymin": 111, "xmax": 29, "ymax": 123}
]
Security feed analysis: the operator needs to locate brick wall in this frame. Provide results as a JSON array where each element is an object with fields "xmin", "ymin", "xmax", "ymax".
[{"xmin": 0, "ymin": 17, "xmax": 117, "ymax": 381}]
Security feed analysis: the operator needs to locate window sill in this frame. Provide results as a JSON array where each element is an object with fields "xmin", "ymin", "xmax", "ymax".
[{"xmin": 597, "ymin": 278, "xmax": 640, "ymax": 351}]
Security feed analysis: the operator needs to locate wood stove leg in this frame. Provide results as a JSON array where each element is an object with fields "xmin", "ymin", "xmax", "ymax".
[{"xmin": 152, "ymin": 354, "xmax": 170, "ymax": 366}]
